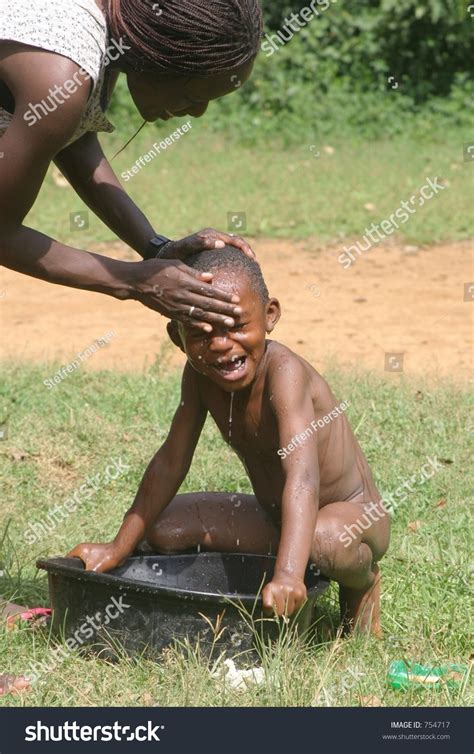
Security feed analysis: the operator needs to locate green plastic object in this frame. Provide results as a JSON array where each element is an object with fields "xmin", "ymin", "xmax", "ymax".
[{"xmin": 388, "ymin": 660, "xmax": 468, "ymax": 691}]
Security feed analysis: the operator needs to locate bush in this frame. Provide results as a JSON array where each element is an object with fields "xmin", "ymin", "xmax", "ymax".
[
  {"xmin": 261, "ymin": 0, "xmax": 471, "ymax": 100},
  {"xmin": 108, "ymin": 0, "xmax": 474, "ymax": 144}
]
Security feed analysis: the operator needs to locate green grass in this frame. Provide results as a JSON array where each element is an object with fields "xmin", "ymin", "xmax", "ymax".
[
  {"xmin": 26, "ymin": 123, "xmax": 474, "ymax": 249},
  {"xmin": 0, "ymin": 361, "xmax": 472, "ymax": 707}
]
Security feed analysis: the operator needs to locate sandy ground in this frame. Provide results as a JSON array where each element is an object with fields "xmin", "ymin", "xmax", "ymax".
[{"xmin": 0, "ymin": 238, "xmax": 472, "ymax": 382}]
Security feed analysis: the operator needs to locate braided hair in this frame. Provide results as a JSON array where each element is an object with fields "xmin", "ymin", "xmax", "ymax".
[{"xmin": 107, "ymin": 0, "xmax": 263, "ymax": 76}]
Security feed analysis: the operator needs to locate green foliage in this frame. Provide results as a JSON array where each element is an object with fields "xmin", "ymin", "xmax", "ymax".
[
  {"xmin": 261, "ymin": 0, "xmax": 471, "ymax": 99},
  {"xmin": 108, "ymin": 0, "xmax": 474, "ymax": 143},
  {"xmin": 33, "ymin": 123, "xmax": 474, "ymax": 245}
]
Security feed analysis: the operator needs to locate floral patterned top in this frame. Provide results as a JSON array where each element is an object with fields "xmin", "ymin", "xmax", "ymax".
[{"xmin": 0, "ymin": 0, "xmax": 116, "ymax": 145}]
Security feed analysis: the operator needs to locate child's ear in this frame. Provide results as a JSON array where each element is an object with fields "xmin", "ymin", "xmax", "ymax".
[
  {"xmin": 166, "ymin": 321, "xmax": 185, "ymax": 352},
  {"xmin": 265, "ymin": 297, "xmax": 281, "ymax": 333}
]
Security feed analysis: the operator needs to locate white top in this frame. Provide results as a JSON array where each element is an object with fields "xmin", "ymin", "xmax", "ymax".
[{"xmin": 0, "ymin": 0, "xmax": 115, "ymax": 146}]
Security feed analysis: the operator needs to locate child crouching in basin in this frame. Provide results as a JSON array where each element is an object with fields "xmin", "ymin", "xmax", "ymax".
[{"xmin": 69, "ymin": 247, "xmax": 390, "ymax": 634}]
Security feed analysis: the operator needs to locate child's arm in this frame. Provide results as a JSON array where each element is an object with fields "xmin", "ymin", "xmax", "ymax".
[
  {"xmin": 68, "ymin": 363, "xmax": 207, "ymax": 571},
  {"xmin": 265, "ymin": 358, "xmax": 320, "ymax": 616}
]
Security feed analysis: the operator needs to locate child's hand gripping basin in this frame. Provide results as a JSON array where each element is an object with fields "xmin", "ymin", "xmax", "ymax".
[{"xmin": 36, "ymin": 553, "xmax": 330, "ymax": 660}]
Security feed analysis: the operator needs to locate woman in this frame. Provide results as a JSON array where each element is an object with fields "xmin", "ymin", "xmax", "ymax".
[
  {"xmin": 0, "ymin": 0, "xmax": 263, "ymax": 695},
  {"xmin": 0, "ymin": 0, "xmax": 262, "ymax": 329}
]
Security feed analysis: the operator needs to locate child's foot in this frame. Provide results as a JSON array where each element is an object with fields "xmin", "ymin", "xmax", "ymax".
[
  {"xmin": 0, "ymin": 674, "xmax": 31, "ymax": 696},
  {"xmin": 339, "ymin": 564, "xmax": 383, "ymax": 637}
]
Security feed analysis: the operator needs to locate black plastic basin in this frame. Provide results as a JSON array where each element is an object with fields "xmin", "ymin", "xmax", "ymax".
[{"xmin": 37, "ymin": 553, "xmax": 330, "ymax": 660}]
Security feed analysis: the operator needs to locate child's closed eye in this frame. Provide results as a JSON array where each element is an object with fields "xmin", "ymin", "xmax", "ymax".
[{"xmin": 190, "ymin": 330, "xmax": 208, "ymax": 342}]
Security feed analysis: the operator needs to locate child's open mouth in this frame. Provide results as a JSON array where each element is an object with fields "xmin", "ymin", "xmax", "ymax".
[{"xmin": 210, "ymin": 355, "xmax": 247, "ymax": 380}]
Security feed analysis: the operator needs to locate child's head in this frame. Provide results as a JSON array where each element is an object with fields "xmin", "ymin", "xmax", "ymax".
[{"xmin": 168, "ymin": 246, "xmax": 281, "ymax": 391}]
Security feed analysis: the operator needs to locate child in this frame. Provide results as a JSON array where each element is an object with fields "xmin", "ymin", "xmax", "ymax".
[{"xmin": 69, "ymin": 248, "xmax": 390, "ymax": 634}]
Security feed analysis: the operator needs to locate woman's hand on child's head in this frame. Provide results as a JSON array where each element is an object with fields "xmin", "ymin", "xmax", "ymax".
[
  {"xmin": 67, "ymin": 542, "xmax": 124, "ymax": 573},
  {"xmin": 132, "ymin": 257, "xmax": 244, "ymax": 331},
  {"xmin": 161, "ymin": 228, "xmax": 255, "ymax": 261},
  {"xmin": 262, "ymin": 575, "xmax": 307, "ymax": 617}
]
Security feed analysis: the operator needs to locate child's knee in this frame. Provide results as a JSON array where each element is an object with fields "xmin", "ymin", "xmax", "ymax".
[
  {"xmin": 312, "ymin": 520, "xmax": 350, "ymax": 574},
  {"xmin": 312, "ymin": 517, "xmax": 375, "ymax": 578},
  {"xmin": 331, "ymin": 503, "xmax": 390, "ymax": 562}
]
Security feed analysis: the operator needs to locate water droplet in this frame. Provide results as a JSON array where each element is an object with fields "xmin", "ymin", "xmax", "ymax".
[
  {"xmin": 197, "ymin": 544, "xmax": 201, "ymax": 553},
  {"xmin": 236, "ymin": 538, "xmax": 240, "ymax": 546},
  {"xmin": 228, "ymin": 391, "xmax": 234, "ymax": 442}
]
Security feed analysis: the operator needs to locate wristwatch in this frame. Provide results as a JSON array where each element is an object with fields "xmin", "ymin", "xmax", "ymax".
[{"xmin": 146, "ymin": 234, "xmax": 174, "ymax": 259}]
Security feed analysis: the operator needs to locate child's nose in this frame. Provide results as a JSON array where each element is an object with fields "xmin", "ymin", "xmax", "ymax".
[{"xmin": 208, "ymin": 334, "xmax": 233, "ymax": 351}]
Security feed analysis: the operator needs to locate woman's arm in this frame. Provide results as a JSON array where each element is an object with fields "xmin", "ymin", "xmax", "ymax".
[
  {"xmin": 0, "ymin": 46, "xmax": 245, "ymax": 325},
  {"xmin": 54, "ymin": 132, "xmax": 157, "ymax": 259},
  {"xmin": 54, "ymin": 131, "xmax": 256, "ymax": 263}
]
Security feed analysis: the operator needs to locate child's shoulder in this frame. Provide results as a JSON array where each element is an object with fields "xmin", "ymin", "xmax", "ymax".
[
  {"xmin": 265, "ymin": 341, "xmax": 340, "ymax": 412},
  {"xmin": 266, "ymin": 339, "xmax": 321, "ymax": 376},
  {"xmin": 265, "ymin": 340, "xmax": 325, "ymax": 388}
]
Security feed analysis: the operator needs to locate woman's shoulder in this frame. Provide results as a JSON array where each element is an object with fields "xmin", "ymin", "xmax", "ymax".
[
  {"xmin": 0, "ymin": 0, "xmax": 108, "ymax": 86},
  {"xmin": 0, "ymin": 0, "xmax": 116, "ymax": 145}
]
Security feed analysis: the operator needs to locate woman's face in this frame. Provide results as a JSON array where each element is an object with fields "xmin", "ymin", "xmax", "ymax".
[{"xmin": 126, "ymin": 59, "xmax": 255, "ymax": 121}]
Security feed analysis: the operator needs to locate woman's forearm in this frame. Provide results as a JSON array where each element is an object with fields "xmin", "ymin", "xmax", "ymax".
[
  {"xmin": 0, "ymin": 225, "xmax": 137, "ymax": 299},
  {"xmin": 55, "ymin": 132, "xmax": 159, "ymax": 258},
  {"xmin": 66, "ymin": 173, "xmax": 157, "ymax": 259}
]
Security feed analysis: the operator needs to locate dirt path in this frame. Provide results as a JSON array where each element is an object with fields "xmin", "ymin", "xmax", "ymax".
[{"xmin": 0, "ymin": 238, "xmax": 472, "ymax": 381}]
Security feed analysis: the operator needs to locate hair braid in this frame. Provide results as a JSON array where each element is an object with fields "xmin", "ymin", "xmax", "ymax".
[{"xmin": 107, "ymin": 0, "xmax": 263, "ymax": 76}]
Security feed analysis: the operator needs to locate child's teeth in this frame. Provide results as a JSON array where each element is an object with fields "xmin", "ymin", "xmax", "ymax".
[{"xmin": 213, "ymin": 356, "xmax": 244, "ymax": 373}]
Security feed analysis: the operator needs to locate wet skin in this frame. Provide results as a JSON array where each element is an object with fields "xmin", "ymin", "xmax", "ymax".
[{"xmin": 70, "ymin": 270, "xmax": 390, "ymax": 632}]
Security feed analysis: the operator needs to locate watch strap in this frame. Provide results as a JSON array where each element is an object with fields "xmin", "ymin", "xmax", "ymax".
[{"xmin": 146, "ymin": 235, "xmax": 174, "ymax": 259}]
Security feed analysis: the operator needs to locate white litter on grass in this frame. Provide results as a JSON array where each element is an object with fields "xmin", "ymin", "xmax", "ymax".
[{"xmin": 211, "ymin": 659, "xmax": 265, "ymax": 691}]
